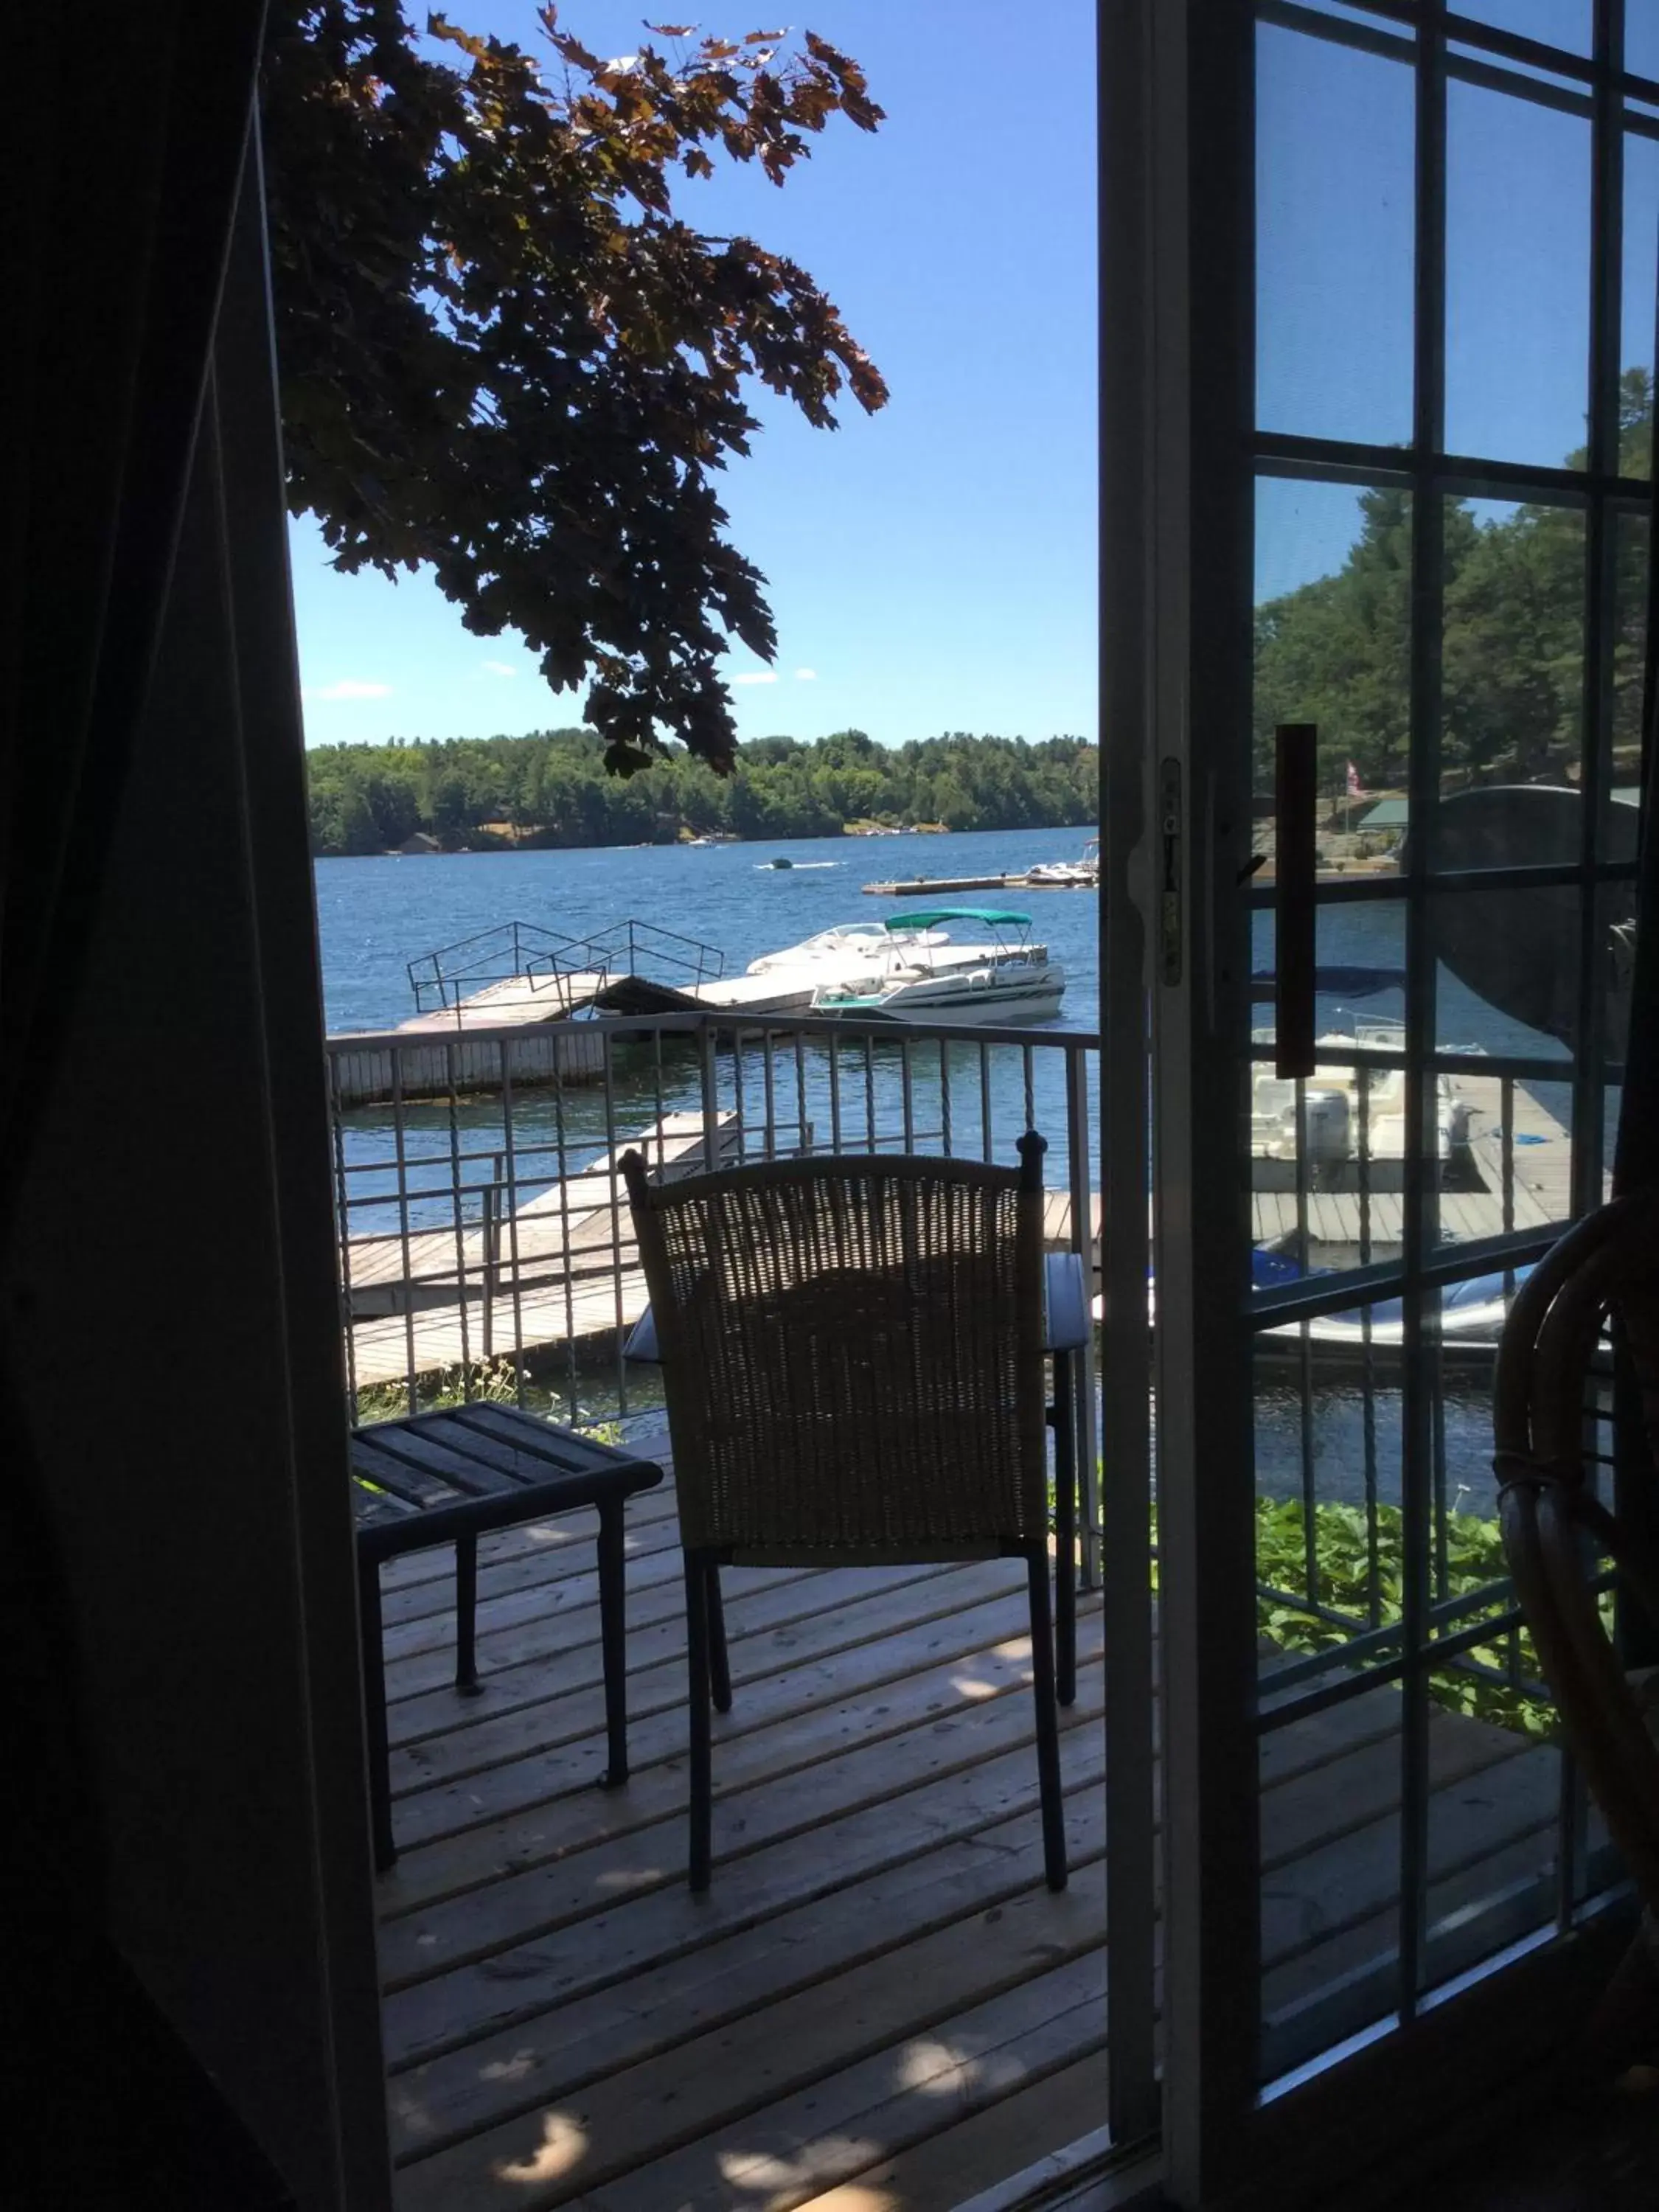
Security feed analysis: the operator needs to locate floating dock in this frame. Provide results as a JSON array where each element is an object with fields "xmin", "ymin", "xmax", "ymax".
[{"xmin": 862, "ymin": 872, "xmax": 1096, "ymax": 897}]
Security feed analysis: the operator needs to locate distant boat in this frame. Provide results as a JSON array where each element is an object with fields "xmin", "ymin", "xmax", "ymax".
[
  {"xmin": 1026, "ymin": 836, "xmax": 1099, "ymax": 888},
  {"xmin": 810, "ymin": 908, "xmax": 1066, "ymax": 1026}
]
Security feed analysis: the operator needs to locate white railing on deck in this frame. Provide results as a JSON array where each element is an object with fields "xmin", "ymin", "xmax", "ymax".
[{"xmin": 325, "ymin": 1008, "xmax": 1104, "ymax": 1583}]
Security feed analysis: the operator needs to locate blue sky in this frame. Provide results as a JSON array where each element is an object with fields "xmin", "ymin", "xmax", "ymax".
[
  {"xmin": 1256, "ymin": 7, "xmax": 1659, "ymax": 602},
  {"xmin": 288, "ymin": 0, "xmax": 1097, "ymax": 751},
  {"xmin": 288, "ymin": 3, "xmax": 1659, "ymax": 751}
]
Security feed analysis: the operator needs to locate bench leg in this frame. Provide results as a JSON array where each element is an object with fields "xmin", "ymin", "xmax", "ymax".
[
  {"xmin": 684, "ymin": 1552, "xmax": 714, "ymax": 1892},
  {"xmin": 1026, "ymin": 1549, "xmax": 1068, "ymax": 1893},
  {"xmin": 1051, "ymin": 1348, "xmax": 1077, "ymax": 1708},
  {"xmin": 597, "ymin": 1499, "xmax": 629, "ymax": 1788},
  {"xmin": 358, "ymin": 1553, "xmax": 396, "ymax": 1872},
  {"xmin": 706, "ymin": 1562, "xmax": 731, "ymax": 1714},
  {"xmin": 454, "ymin": 1532, "xmax": 482, "ymax": 1693}
]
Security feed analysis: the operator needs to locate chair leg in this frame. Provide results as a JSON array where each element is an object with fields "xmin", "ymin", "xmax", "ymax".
[
  {"xmin": 706, "ymin": 1561, "xmax": 732, "ymax": 1713},
  {"xmin": 684, "ymin": 1554, "xmax": 714, "ymax": 1892},
  {"xmin": 454, "ymin": 1531, "xmax": 481, "ymax": 1694},
  {"xmin": 597, "ymin": 1500, "xmax": 630, "ymax": 1787},
  {"xmin": 1051, "ymin": 1346, "xmax": 1077, "ymax": 1708},
  {"xmin": 357, "ymin": 1551, "xmax": 396, "ymax": 1873},
  {"xmin": 1025, "ymin": 1551, "xmax": 1068, "ymax": 1892}
]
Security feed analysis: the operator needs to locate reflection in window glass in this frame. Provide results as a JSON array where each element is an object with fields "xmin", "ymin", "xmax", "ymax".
[
  {"xmin": 1441, "ymin": 495, "xmax": 1585, "ymax": 808},
  {"xmin": 1255, "ymin": 476, "xmax": 1411, "ymax": 805},
  {"xmin": 1622, "ymin": 131, "xmax": 1659, "ymax": 479},
  {"xmin": 1614, "ymin": 506, "xmax": 1647, "ymax": 799},
  {"xmin": 1248, "ymin": 904, "xmax": 1415, "ymax": 1283},
  {"xmin": 1257, "ymin": 24, "xmax": 1415, "ymax": 445},
  {"xmin": 1455, "ymin": 0, "xmax": 1590, "ymax": 52},
  {"xmin": 1446, "ymin": 82, "xmax": 1590, "ymax": 467},
  {"xmin": 1436, "ymin": 883, "xmax": 1578, "ymax": 1067}
]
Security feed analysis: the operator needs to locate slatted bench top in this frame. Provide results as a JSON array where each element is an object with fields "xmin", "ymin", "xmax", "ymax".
[{"xmin": 349, "ymin": 1402, "xmax": 664, "ymax": 1562}]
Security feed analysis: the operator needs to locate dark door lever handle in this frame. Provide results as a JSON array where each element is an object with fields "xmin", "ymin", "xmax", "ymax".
[{"xmin": 1275, "ymin": 723, "xmax": 1317, "ymax": 1079}]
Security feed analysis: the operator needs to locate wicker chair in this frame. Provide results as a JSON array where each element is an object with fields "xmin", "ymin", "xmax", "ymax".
[
  {"xmin": 1495, "ymin": 1188, "xmax": 1659, "ymax": 2050},
  {"xmin": 621, "ymin": 1131, "xmax": 1067, "ymax": 1894}
]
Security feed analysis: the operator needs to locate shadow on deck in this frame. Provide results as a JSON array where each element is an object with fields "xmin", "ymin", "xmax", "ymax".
[{"xmin": 372, "ymin": 1443, "xmax": 1557, "ymax": 2211}]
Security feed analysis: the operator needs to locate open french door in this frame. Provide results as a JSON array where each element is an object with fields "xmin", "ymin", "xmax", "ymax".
[{"xmin": 1105, "ymin": 0, "xmax": 1650, "ymax": 2200}]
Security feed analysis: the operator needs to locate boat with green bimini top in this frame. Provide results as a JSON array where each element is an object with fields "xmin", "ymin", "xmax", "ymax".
[{"xmin": 809, "ymin": 908, "xmax": 1067, "ymax": 1026}]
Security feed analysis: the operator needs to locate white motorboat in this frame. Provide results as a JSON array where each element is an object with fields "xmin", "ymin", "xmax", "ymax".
[
  {"xmin": 1251, "ymin": 1021, "xmax": 1472, "ymax": 1187},
  {"xmin": 1026, "ymin": 837, "xmax": 1099, "ymax": 888},
  {"xmin": 745, "ymin": 920, "xmax": 947, "ymax": 983},
  {"xmin": 810, "ymin": 909, "xmax": 1067, "ymax": 1026}
]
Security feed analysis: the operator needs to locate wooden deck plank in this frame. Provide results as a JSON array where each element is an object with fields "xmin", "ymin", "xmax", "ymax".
[
  {"xmin": 378, "ymin": 1483, "xmax": 683, "ymax": 1629},
  {"xmin": 794, "ymin": 2055, "xmax": 1107, "ymax": 2212},
  {"xmin": 381, "ymin": 1718, "xmax": 1108, "ymax": 2073},
  {"xmin": 395, "ymin": 1901, "xmax": 1105, "ymax": 2212},
  {"xmin": 386, "ymin": 1562, "xmax": 810, "ymax": 1745},
  {"xmin": 386, "ymin": 1561, "xmax": 1030, "ymax": 1818},
  {"xmin": 382, "ymin": 1605, "xmax": 1106, "ymax": 1921},
  {"xmin": 378, "ymin": 1467, "xmax": 678, "ymax": 1597},
  {"xmin": 377, "ymin": 1456, "xmax": 1559, "ymax": 2212},
  {"xmin": 388, "ymin": 1792, "xmax": 1110, "ymax": 2166},
  {"xmin": 379, "ymin": 1655, "xmax": 1106, "ymax": 1996},
  {"xmin": 577, "ymin": 1960, "xmax": 1106, "ymax": 2212},
  {"xmin": 390, "ymin": 1558, "xmax": 1030, "ymax": 1796}
]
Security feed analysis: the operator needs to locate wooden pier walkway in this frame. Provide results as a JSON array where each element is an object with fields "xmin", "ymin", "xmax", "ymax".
[{"xmin": 345, "ymin": 1069, "xmax": 1582, "ymax": 1392}]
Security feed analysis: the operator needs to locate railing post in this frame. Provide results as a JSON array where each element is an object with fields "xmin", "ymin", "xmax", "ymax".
[
  {"xmin": 1066, "ymin": 1039, "xmax": 1102, "ymax": 1587},
  {"xmin": 479, "ymin": 1151, "xmax": 504, "ymax": 1360},
  {"xmin": 699, "ymin": 1017, "xmax": 721, "ymax": 1167}
]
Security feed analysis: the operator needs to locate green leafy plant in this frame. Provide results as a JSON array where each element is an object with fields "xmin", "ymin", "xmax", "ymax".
[
  {"xmin": 354, "ymin": 1355, "xmax": 623, "ymax": 1444},
  {"xmin": 1254, "ymin": 1496, "xmax": 1561, "ymax": 1742}
]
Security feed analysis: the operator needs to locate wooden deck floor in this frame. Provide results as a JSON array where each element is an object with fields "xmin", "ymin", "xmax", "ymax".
[{"xmin": 373, "ymin": 1441, "xmax": 1559, "ymax": 2212}]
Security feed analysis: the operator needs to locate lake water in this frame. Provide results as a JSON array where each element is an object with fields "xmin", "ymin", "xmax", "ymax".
[
  {"xmin": 313, "ymin": 827, "xmax": 1105, "ymax": 1035},
  {"xmin": 313, "ymin": 830, "xmax": 1567, "ymax": 1516}
]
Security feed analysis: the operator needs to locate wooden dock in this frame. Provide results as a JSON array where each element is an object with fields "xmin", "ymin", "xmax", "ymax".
[
  {"xmin": 373, "ymin": 1446, "xmax": 1560, "ymax": 2211},
  {"xmin": 344, "ymin": 1074, "xmax": 1577, "ymax": 1392}
]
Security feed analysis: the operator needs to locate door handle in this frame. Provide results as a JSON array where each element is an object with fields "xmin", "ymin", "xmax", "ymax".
[{"xmin": 1275, "ymin": 722, "xmax": 1317, "ymax": 1079}]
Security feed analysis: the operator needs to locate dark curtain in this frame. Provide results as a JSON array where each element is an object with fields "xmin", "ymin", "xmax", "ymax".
[{"xmin": 1, "ymin": 0, "xmax": 270, "ymax": 2167}]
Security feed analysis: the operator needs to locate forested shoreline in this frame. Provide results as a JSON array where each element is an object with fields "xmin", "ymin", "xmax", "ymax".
[
  {"xmin": 1253, "ymin": 369, "xmax": 1653, "ymax": 798},
  {"xmin": 305, "ymin": 728, "xmax": 1098, "ymax": 855}
]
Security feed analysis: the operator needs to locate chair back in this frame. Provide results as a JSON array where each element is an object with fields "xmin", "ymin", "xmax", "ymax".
[
  {"xmin": 1495, "ymin": 1189, "xmax": 1659, "ymax": 1908},
  {"xmin": 622, "ymin": 1135, "xmax": 1049, "ymax": 1562}
]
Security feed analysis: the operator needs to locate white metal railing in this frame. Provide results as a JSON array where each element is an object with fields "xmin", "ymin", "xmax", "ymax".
[{"xmin": 326, "ymin": 1006, "xmax": 1104, "ymax": 1580}]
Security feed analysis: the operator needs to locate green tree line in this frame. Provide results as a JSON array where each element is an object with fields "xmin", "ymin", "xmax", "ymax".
[
  {"xmin": 306, "ymin": 728, "xmax": 1097, "ymax": 855},
  {"xmin": 1254, "ymin": 368, "xmax": 1652, "ymax": 799}
]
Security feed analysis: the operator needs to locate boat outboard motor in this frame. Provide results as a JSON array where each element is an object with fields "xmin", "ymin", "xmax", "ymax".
[
  {"xmin": 1301, "ymin": 1087, "xmax": 1350, "ymax": 1191},
  {"xmin": 1411, "ymin": 785, "xmax": 1638, "ymax": 1051}
]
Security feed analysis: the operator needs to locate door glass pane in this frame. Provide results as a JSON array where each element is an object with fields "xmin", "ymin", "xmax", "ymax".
[
  {"xmin": 1446, "ymin": 81, "xmax": 1591, "ymax": 466},
  {"xmin": 1420, "ymin": 1298, "xmax": 1565, "ymax": 1989},
  {"xmin": 1250, "ymin": 901, "xmax": 1415, "ymax": 1283},
  {"xmin": 1256, "ymin": 477, "xmax": 1412, "ymax": 810},
  {"xmin": 1434, "ymin": 880, "xmax": 1577, "ymax": 1071},
  {"xmin": 1454, "ymin": 0, "xmax": 1591, "ymax": 55},
  {"xmin": 1630, "ymin": 3, "xmax": 1659, "ymax": 83},
  {"xmin": 1255, "ymin": 1293, "xmax": 1411, "ymax": 2079},
  {"xmin": 1440, "ymin": 496, "xmax": 1585, "ymax": 815},
  {"xmin": 1615, "ymin": 507, "xmax": 1649, "ymax": 773},
  {"xmin": 1257, "ymin": 23, "xmax": 1415, "ymax": 445},
  {"xmin": 1621, "ymin": 129, "xmax": 1659, "ymax": 477},
  {"xmin": 1259, "ymin": 1673, "xmax": 1405, "ymax": 2078}
]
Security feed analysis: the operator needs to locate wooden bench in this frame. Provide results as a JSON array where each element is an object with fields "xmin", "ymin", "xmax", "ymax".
[{"xmin": 349, "ymin": 1404, "xmax": 664, "ymax": 1868}]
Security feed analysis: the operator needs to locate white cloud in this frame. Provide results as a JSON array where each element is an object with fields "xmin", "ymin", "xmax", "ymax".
[
  {"xmin": 793, "ymin": 667, "xmax": 818, "ymax": 681},
  {"xmin": 731, "ymin": 670, "xmax": 779, "ymax": 686},
  {"xmin": 304, "ymin": 678, "xmax": 392, "ymax": 702},
  {"xmin": 481, "ymin": 659, "xmax": 518, "ymax": 677}
]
